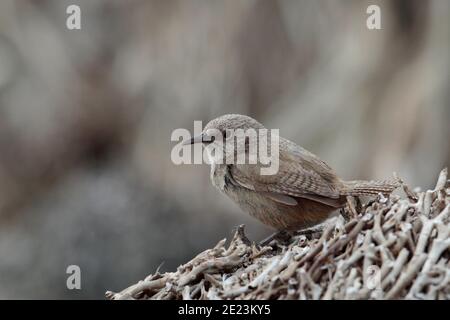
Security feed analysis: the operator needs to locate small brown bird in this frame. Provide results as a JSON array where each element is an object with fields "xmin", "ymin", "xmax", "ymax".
[{"xmin": 184, "ymin": 114, "xmax": 398, "ymax": 232}]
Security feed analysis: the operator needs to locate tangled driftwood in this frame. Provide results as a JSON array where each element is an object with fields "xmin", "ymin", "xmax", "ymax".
[{"xmin": 106, "ymin": 169, "xmax": 449, "ymax": 300}]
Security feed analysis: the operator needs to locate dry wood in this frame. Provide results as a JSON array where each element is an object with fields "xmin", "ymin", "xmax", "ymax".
[{"xmin": 107, "ymin": 169, "xmax": 450, "ymax": 300}]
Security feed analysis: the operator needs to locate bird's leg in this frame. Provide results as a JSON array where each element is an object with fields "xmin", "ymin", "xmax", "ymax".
[
  {"xmin": 342, "ymin": 196, "xmax": 358, "ymax": 222},
  {"xmin": 340, "ymin": 208, "xmax": 350, "ymax": 223},
  {"xmin": 354, "ymin": 196, "xmax": 363, "ymax": 213},
  {"xmin": 259, "ymin": 230, "xmax": 292, "ymax": 247},
  {"xmin": 293, "ymin": 226, "xmax": 324, "ymax": 239}
]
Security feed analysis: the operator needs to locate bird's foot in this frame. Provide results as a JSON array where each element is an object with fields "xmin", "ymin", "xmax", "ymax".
[
  {"xmin": 293, "ymin": 226, "xmax": 323, "ymax": 240},
  {"xmin": 259, "ymin": 230, "xmax": 293, "ymax": 247}
]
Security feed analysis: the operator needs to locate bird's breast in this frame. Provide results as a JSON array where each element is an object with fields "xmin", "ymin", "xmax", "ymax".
[
  {"xmin": 210, "ymin": 163, "xmax": 228, "ymax": 191},
  {"xmin": 219, "ymin": 181, "xmax": 337, "ymax": 230},
  {"xmin": 210, "ymin": 164, "xmax": 336, "ymax": 230}
]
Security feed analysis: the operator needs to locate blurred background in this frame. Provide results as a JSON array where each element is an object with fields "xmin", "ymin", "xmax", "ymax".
[{"xmin": 0, "ymin": 0, "xmax": 448, "ymax": 299}]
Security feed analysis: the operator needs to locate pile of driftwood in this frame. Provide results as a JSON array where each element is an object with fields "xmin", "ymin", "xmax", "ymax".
[{"xmin": 106, "ymin": 169, "xmax": 449, "ymax": 300}]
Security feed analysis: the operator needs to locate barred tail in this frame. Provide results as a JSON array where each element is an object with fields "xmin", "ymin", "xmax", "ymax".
[{"xmin": 341, "ymin": 177, "xmax": 400, "ymax": 196}]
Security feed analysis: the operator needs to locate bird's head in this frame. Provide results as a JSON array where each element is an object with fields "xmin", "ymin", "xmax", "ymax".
[{"xmin": 183, "ymin": 114, "xmax": 266, "ymax": 165}]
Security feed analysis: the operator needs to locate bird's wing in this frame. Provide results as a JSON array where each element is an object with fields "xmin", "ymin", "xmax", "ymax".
[{"xmin": 229, "ymin": 140, "xmax": 342, "ymax": 201}]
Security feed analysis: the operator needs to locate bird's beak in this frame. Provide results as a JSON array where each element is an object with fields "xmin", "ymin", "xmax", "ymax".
[{"xmin": 182, "ymin": 133, "xmax": 204, "ymax": 145}]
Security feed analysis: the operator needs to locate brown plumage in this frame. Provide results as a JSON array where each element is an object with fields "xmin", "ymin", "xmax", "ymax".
[{"xmin": 185, "ymin": 114, "xmax": 399, "ymax": 231}]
